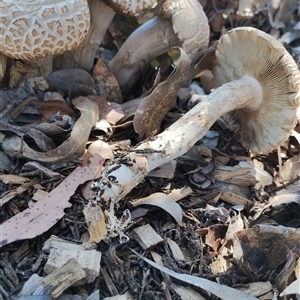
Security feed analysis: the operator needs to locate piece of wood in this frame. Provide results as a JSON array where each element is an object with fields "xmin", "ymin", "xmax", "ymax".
[
  {"xmin": 17, "ymin": 259, "xmax": 86, "ymax": 298},
  {"xmin": 133, "ymin": 224, "xmax": 164, "ymax": 250},
  {"xmin": 43, "ymin": 235, "xmax": 101, "ymax": 283},
  {"xmin": 166, "ymin": 238, "xmax": 185, "ymax": 262},
  {"xmin": 220, "ymin": 191, "xmax": 253, "ymax": 207}
]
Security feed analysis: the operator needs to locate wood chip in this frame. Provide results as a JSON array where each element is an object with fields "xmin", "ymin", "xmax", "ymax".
[
  {"xmin": 17, "ymin": 258, "xmax": 86, "ymax": 298},
  {"xmin": 43, "ymin": 235, "xmax": 101, "ymax": 283},
  {"xmin": 133, "ymin": 224, "xmax": 164, "ymax": 250}
]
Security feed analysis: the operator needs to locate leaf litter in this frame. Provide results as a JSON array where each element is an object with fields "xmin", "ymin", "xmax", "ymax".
[{"xmin": 0, "ymin": 1, "xmax": 300, "ymax": 299}]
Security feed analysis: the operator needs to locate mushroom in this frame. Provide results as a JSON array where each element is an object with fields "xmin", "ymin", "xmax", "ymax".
[
  {"xmin": 213, "ymin": 27, "xmax": 300, "ymax": 153},
  {"xmin": 58, "ymin": 0, "xmax": 158, "ymax": 70},
  {"xmin": 85, "ymin": 27, "xmax": 300, "ymax": 240},
  {"xmin": 0, "ymin": 0, "xmax": 90, "ymax": 78},
  {"xmin": 109, "ymin": 0, "xmax": 209, "ymax": 88}
]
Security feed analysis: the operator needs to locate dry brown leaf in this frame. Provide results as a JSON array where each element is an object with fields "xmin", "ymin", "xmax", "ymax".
[
  {"xmin": 87, "ymin": 95, "xmax": 124, "ymax": 125},
  {"xmin": 0, "ymin": 155, "xmax": 104, "ymax": 247},
  {"xmin": 92, "ymin": 57, "xmax": 122, "ymax": 103},
  {"xmin": 130, "ymin": 192, "xmax": 183, "ymax": 226},
  {"xmin": 148, "ymin": 160, "xmax": 177, "ymax": 179},
  {"xmin": 222, "ymin": 212, "xmax": 244, "ymax": 249},
  {"xmin": 133, "ymin": 48, "xmax": 191, "ymax": 139},
  {"xmin": 0, "ymin": 178, "xmax": 38, "ymax": 207},
  {"xmin": 10, "ymin": 97, "xmax": 78, "ymax": 120},
  {"xmin": 0, "ymin": 174, "xmax": 31, "ymax": 185},
  {"xmin": 233, "ymin": 225, "xmax": 300, "ymax": 274},
  {"xmin": 205, "ymin": 224, "xmax": 228, "ymax": 252},
  {"xmin": 2, "ymin": 96, "xmax": 99, "ymax": 165}
]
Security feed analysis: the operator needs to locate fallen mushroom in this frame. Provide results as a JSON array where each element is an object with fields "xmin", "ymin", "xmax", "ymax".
[
  {"xmin": 59, "ymin": 0, "xmax": 158, "ymax": 70},
  {"xmin": 109, "ymin": 17, "xmax": 181, "ymax": 89},
  {"xmin": 85, "ymin": 27, "xmax": 300, "ymax": 241},
  {"xmin": 0, "ymin": 0, "xmax": 90, "ymax": 78},
  {"xmin": 110, "ymin": 0, "xmax": 209, "ymax": 88}
]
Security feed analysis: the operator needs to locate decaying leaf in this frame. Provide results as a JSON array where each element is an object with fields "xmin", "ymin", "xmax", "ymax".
[
  {"xmin": 130, "ymin": 192, "xmax": 183, "ymax": 225},
  {"xmin": 148, "ymin": 160, "xmax": 177, "ymax": 179},
  {"xmin": 9, "ymin": 97, "xmax": 78, "ymax": 120},
  {"xmin": 2, "ymin": 96, "xmax": 99, "ymax": 165},
  {"xmin": 92, "ymin": 57, "xmax": 122, "ymax": 103},
  {"xmin": 87, "ymin": 95, "xmax": 124, "ymax": 125},
  {"xmin": 133, "ymin": 48, "xmax": 191, "ymax": 139},
  {"xmin": 233, "ymin": 225, "xmax": 300, "ymax": 275},
  {"xmin": 0, "ymin": 155, "xmax": 104, "ymax": 247},
  {"xmin": 0, "ymin": 178, "xmax": 38, "ymax": 207}
]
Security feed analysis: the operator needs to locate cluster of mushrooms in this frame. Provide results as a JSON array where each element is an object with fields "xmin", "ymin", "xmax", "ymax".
[{"xmin": 1, "ymin": 0, "xmax": 300, "ymax": 241}]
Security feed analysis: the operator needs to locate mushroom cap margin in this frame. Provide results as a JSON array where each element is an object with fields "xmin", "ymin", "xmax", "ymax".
[
  {"xmin": 213, "ymin": 27, "xmax": 300, "ymax": 154},
  {"xmin": 0, "ymin": 0, "xmax": 90, "ymax": 60},
  {"xmin": 160, "ymin": 0, "xmax": 209, "ymax": 54}
]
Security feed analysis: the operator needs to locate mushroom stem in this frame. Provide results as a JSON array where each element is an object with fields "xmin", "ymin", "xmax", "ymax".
[
  {"xmin": 57, "ymin": 0, "xmax": 116, "ymax": 70},
  {"xmin": 90, "ymin": 75, "xmax": 263, "ymax": 204},
  {"xmin": 24, "ymin": 55, "xmax": 54, "ymax": 77},
  {"xmin": 109, "ymin": 16, "xmax": 181, "ymax": 88},
  {"xmin": 137, "ymin": 75, "xmax": 263, "ymax": 167}
]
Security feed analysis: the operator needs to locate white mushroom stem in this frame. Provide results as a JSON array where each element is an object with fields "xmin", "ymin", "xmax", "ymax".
[
  {"xmin": 57, "ymin": 0, "xmax": 116, "ymax": 70},
  {"xmin": 91, "ymin": 75, "xmax": 262, "ymax": 203},
  {"xmin": 109, "ymin": 16, "xmax": 181, "ymax": 88}
]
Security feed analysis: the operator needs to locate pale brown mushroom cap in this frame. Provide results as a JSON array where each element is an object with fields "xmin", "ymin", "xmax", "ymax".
[
  {"xmin": 160, "ymin": 0, "xmax": 209, "ymax": 54},
  {"xmin": 0, "ymin": 0, "xmax": 90, "ymax": 60},
  {"xmin": 104, "ymin": 0, "xmax": 157, "ymax": 15},
  {"xmin": 213, "ymin": 27, "xmax": 300, "ymax": 154}
]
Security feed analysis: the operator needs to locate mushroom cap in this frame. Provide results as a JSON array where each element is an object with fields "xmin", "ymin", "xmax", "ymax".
[
  {"xmin": 160, "ymin": 0, "xmax": 209, "ymax": 54},
  {"xmin": 0, "ymin": 0, "xmax": 90, "ymax": 60},
  {"xmin": 104, "ymin": 0, "xmax": 157, "ymax": 15},
  {"xmin": 213, "ymin": 27, "xmax": 300, "ymax": 154}
]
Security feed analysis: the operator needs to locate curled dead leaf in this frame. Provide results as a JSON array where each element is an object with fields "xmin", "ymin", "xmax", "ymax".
[
  {"xmin": 2, "ymin": 96, "xmax": 99, "ymax": 165},
  {"xmin": 133, "ymin": 48, "xmax": 191, "ymax": 139},
  {"xmin": 130, "ymin": 192, "xmax": 183, "ymax": 226}
]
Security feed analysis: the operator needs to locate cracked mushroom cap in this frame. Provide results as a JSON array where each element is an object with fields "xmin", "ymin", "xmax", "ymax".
[
  {"xmin": 0, "ymin": 0, "xmax": 90, "ymax": 60},
  {"xmin": 160, "ymin": 0, "xmax": 209, "ymax": 54},
  {"xmin": 104, "ymin": 0, "xmax": 157, "ymax": 15},
  {"xmin": 213, "ymin": 27, "xmax": 300, "ymax": 154}
]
